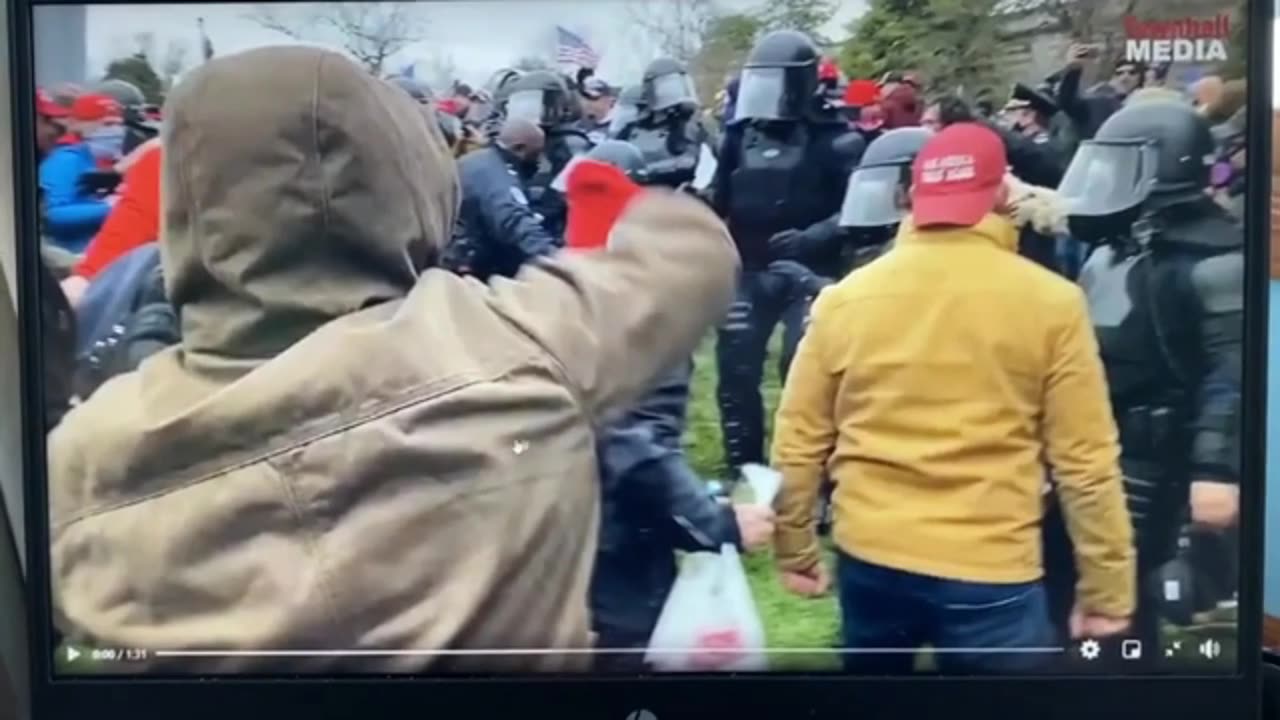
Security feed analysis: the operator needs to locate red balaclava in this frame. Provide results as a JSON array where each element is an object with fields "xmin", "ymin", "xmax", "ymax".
[
  {"xmin": 564, "ymin": 159, "xmax": 643, "ymax": 252},
  {"xmin": 881, "ymin": 80, "xmax": 922, "ymax": 129}
]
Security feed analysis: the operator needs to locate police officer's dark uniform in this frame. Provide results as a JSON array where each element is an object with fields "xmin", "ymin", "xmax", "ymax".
[
  {"xmin": 710, "ymin": 30, "xmax": 863, "ymax": 473},
  {"xmin": 1047, "ymin": 101, "xmax": 1242, "ymax": 662},
  {"xmin": 443, "ymin": 140, "xmax": 559, "ymax": 281},
  {"xmin": 1005, "ymin": 82, "xmax": 1073, "ymax": 276},
  {"xmin": 503, "ymin": 70, "xmax": 595, "ymax": 238},
  {"xmin": 615, "ymin": 58, "xmax": 711, "ymax": 189},
  {"xmin": 770, "ymin": 126, "xmax": 931, "ymax": 283}
]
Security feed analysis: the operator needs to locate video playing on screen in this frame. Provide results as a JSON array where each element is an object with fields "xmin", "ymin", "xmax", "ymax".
[{"xmin": 31, "ymin": 0, "xmax": 1246, "ymax": 676}]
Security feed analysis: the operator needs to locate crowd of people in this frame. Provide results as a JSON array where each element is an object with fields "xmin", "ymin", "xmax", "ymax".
[{"xmin": 32, "ymin": 26, "xmax": 1244, "ymax": 675}]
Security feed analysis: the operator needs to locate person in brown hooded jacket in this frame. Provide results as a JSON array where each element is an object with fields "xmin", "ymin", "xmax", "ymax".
[{"xmin": 47, "ymin": 46, "xmax": 739, "ymax": 673}]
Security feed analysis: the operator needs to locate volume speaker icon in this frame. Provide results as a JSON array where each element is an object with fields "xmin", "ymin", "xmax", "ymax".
[{"xmin": 1199, "ymin": 639, "xmax": 1223, "ymax": 659}]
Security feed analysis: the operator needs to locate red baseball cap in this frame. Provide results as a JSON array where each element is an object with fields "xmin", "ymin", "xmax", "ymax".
[
  {"xmin": 911, "ymin": 122, "xmax": 1007, "ymax": 228},
  {"xmin": 71, "ymin": 93, "xmax": 122, "ymax": 122},
  {"xmin": 36, "ymin": 88, "xmax": 69, "ymax": 118}
]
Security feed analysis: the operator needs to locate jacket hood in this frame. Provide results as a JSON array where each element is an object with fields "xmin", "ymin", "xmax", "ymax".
[
  {"xmin": 564, "ymin": 160, "xmax": 641, "ymax": 251},
  {"xmin": 896, "ymin": 212, "xmax": 1019, "ymax": 253},
  {"xmin": 160, "ymin": 46, "xmax": 458, "ymax": 365}
]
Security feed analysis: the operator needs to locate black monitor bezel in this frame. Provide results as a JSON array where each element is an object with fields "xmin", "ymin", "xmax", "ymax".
[{"xmin": 13, "ymin": 0, "xmax": 1270, "ymax": 718}]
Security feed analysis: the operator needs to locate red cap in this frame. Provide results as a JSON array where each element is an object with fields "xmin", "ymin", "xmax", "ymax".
[
  {"xmin": 911, "ymin": 123, "xmax": 1007, "ymax": 229},
  {"xmin": 844, "ymin": 79, "xmax": 880, "ymax": 107},
  {"xmin": 71, "ymin": 93, "xmax": 122, "ymax": 122},
  {"xmin": 36, "ymin": 88, "xmax": 69, "ymax": 118},
  {"xmin": 435, "ymin": 97, "xmax": 463, "ymax": 117}
]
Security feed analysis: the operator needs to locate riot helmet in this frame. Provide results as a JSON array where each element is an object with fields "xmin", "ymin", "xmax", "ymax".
[
  {"xmin": 609, "ymin": 85, "xmax": 646, "ymax": 137},
  {"xmin": 551, "ymin": 139, "xmax": 646, "ymax": 192},
  {"xmin": 732, "ymin": 30, "xmax": 820, "ymax": 123},
  {"xmin": 93, "ymin": 78, "xmax": 145, "ymax": 110},
  {"xmin": 642, "ymin": 57, "xmax": 698, "ymax": 114},
  {"xmin": 1059, "ymin": 100, "xmax": 1213, "ymax": 223},
  {"xmin": 504, "ymin": 70, "xmax": 576, "ymax": 127},
  {"xmin": 838, "ymin": 127, "xmax": 933, "ymax": 229},
  {"xmin": 387, "ymin": 75, "xmax": 434, "ymax": 104}
]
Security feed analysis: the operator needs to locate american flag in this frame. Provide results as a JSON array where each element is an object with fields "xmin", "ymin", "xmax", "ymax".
[{"xmin": 555, "ymin": 26, "xmax": 599, "ymax": 69}]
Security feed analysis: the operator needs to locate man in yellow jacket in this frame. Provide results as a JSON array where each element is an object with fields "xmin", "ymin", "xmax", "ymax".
[{"xmin": 771, "ymin": 122, "xmax": 1136, "ymax": 674}]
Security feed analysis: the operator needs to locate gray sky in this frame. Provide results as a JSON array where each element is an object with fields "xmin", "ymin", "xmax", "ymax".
[{"xmin": 63, "ymin": 0, "xmax": 868, "ymax": 90}]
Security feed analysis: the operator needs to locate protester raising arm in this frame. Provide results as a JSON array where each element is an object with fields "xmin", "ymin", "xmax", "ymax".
[{"xmin": 486, "ymin": 191, "xmax": 739, "ymax": 422}]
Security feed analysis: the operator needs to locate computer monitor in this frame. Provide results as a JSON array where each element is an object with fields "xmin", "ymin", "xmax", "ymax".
[{"xmin": 13, "ymin": 0, "xmax": 1268, "ymax": 718}]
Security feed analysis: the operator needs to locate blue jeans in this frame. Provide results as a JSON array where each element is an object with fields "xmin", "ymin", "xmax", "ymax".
[{"xmin": 836, "ymin": 553, "xmax": 1055, "ymax": 675}]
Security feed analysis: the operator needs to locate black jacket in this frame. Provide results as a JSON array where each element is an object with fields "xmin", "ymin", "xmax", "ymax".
[
  {"xmin": 1055, "ymin": 66, "xmax": 1124, "ymax": 141},
  {"xmin": 591, "ymin": 359, "xmax": 742, "ymax": 642},
  {"xmin": 444, "ymin": 146, "xmax": 559, "ymax": 280}
]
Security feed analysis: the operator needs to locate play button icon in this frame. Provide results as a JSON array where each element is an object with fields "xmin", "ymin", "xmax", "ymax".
[{"xmin": 65, "ymin": 646, "xmax": 80, "ymax": 662}]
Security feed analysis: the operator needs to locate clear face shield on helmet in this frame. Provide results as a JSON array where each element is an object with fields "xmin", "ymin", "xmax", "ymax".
[
  {"xmin": 505, "ymin": 89, "xmax": 547, "ymax": 124},
  {"xmin": 838, "ymin": 163, "xmax": 909, "ymax": 228},
  {"xmin": 1057, "ymin": 139, "xmax": 1159, "ymax": 218},
  {"xmin": 608, "ymin": 102, "xmax": 640, "ymax": 137},
  {"xmin": 732, "ymin": 67, "xmax": 792, "ymax": 122},
  {"xmin": 650, "ymin": 72, "xmax": 698, "ymax": 112}
]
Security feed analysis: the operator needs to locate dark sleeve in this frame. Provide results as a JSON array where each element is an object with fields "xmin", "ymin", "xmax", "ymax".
[
  {"xmin": 790, "ymin": 214, "xmax": 843, "ymax": 260},
  {"xmin": 1056, "ymin": 65, "xmax": 1090, "ymax": 128},
  {"xmin": 987, "ymin": 121, "xmax": 1065, "ymax": 187},
  {"xmin": 1187, "ymin": 251, "xmax": 1244, "ymax": 482},
  {"xmin": 709, "ymin": 125, "xmax": 740, "ymax": 218},
  {"xmin": 622, "ymin": 360, "xmax": 693, "ymax": 451},
  {"xmin": 644, "ymin": 151, "xmax": 698, "ymax": 186},
  {"xmin": 602, "ymin": 422, "xmax": 743, "ymax": 552},
  {"xmin": 478, "ymin": 171, "xmax": 560, "ymax": 260}
]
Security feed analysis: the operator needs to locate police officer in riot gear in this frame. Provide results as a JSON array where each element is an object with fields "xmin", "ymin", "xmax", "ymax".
[
  {"xmin": 550, "ymin": 139, "xmax": 649, "ymax": 192},
  {"xmin": 614, "ymin": 58, "xmax": 711, "ymax": 189},
  {"xmin": 480, "ymin": 68, "xmax": 524, "ymax": 139},
  {"xmin": 503, "ymin": 70, "xmax": 595, "ymax": 238},
  {"xmin": 1050, "ymin": 100, "xmax": 1242, "ymax": 661},
  {"xmin": 93, "ymin": 78, "xmax": 157, "ymax": 155},
  {"xmin": 711, "ymin": 29, "xmax": 864, "ymax": 474},
  {"xmin": 608, "ymin": 85, "xmax": 645, "ymax": 139},
  {"xmin": 771, "ymin": 126, "xmax": 932, "ymax": 279}
]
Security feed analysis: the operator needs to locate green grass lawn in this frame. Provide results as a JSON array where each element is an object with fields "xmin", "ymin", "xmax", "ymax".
[{"xmin": 683, "ymin": 333, "xmax": 843, "ymax": 671}]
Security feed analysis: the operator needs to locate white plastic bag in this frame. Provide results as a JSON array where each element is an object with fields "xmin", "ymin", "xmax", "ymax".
[
  {"xmin": 739, "ymin": 463, "xmax": 782, "ymax": 507},
  {"xmin": 645, "ymin": 544, "xmax": 768, "ymax": 672}
]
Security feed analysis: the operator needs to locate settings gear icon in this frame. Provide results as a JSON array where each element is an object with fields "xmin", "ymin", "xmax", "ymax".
[{"xmin": 1079, "ymin": 639, "xmax": 1102, "ymax": 661}]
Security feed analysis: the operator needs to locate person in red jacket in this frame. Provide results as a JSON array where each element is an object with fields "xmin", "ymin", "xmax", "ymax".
[{"xmin": 60, "ymin": 139, "xmax": 162, "ymax": 305}]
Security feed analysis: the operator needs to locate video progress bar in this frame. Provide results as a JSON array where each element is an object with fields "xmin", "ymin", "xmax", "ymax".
[{"xmin": 153, "ymin": 647, "xmax": 1068, "ymax": 658}]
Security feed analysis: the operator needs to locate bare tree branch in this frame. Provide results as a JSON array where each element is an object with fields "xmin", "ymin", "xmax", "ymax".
[
  {"xmin": 625, "ymin": 0, "xmax": 718, "ymax": 63},
  {"xmin": 243, "ymin": 2, "xmax": 428, "ymax": 75}
]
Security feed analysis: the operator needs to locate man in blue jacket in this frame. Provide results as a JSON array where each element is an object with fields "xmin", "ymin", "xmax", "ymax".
[
  {"xmin": 591, "ymin": 361, "xmax": 775, "ymax": 672},
  {"xmin": 39, "ymin": 93, "xmax": 125, "ymax": 253},
  {"xmin": 442, "ymin": 117, "xmax": 560, "ymax": 280}
]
